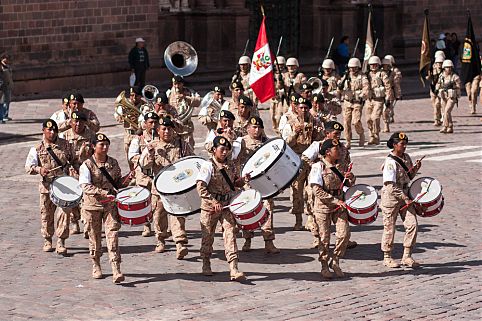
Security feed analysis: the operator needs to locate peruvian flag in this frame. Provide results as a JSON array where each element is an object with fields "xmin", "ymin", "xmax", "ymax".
[{"xmin": 249, "ymin": 16, "xmax": 275, "ymax": 103}]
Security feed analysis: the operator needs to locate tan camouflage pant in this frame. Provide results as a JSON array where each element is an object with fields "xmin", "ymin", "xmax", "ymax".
[
  {"xmin": 40, "ymin": 193, "xmax": 70, "ymax": 240},
  {"xmin": 465, "ymin": 75, "xmax": 480, "ymax": 113},
  {"xmin": 242, "ymin": 199, "xmax": 275, "ymax": 240},
  {"xmin": 200, "ymin": 208, "xmax": 239, "ymax": 263},
  {"xmin": 180, "ymin": 119, "xmax": 195, "ymax": 148},
  {"xmin": 123, "ymin": 132, "xmax": 135, "ymax": 168},
  {"xmin": 365, "ymin": 99, "xmax": 384, "ymax": 141},
  {"xmin": 82, "ymin": 203, "xmax": 121, "ymax": 262},
  {"xmin": 430, "ymin": 92, "xmax": 442, "ymax": 122},
  {"xmin": 290, "ymin": 162, "xmax": 310, "ymax": 215},
  {"xmin": 343, "ymin": 102, "xmax": 364, "ymax": 145},
  {"xmin": 441, "ymin": 98, "xmax": 456, "ymax": 129},
  {"xmin": 305, "ymin": 184, "xmax": 319, "ymax": 237},
  {"xmin": 380, "ymin": 187, "xmax": 418, "ymax": 252},
  {"xmin": 152, "ymin": 194, "xmax": 187, "ymax": 244},
  {"xmin": 314, "ymin": 208, "xmax": 350, "ymax": 263}
]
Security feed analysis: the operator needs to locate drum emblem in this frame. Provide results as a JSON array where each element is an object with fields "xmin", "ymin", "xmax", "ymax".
[
  {"xmin": 173, "ymin": 169, "xmax": 193, "ymax": 182},
  {"xmin": 254, "ymin": 152, "xmax": 271, "ymax": 168}
]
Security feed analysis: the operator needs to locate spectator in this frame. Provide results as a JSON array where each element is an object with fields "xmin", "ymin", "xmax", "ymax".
[
  {"xmin": 128, "ymin": 38, "xmax": 150, "ymax": 89},
  {"xmin": 0, "ymin": 53, "xmax": 13, "ymax": 122},
  {"xmin": 451, "ymin": 32, "xmax": 461, "ymax": 72},
  {"xmin": 436, "ymin": 33, "xmax": 446, "ymax": 51},
  {"xmin": 334, "ymin": 36, "xmax": 350, "ymax": 75}
]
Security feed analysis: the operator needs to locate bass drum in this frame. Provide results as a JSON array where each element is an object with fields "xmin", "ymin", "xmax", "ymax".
[
  {"xmin": 154, "ymin": 156, "xmax": 204, "ymax": 216},
  {"xmin": 241, "ymin": 137, "xmax": 301, "ymax": 199},
  {"xmin": 50, "ymin": 176, "xmax": 83, "ymax": 208}
]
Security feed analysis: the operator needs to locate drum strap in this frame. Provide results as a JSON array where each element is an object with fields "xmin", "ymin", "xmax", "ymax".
[
  {"xmin": 46, "ymin": 146, "xmax": 65, "ymax": 169},
  {"xmin": 90, "ymin": 157, "xmax": 118, "ymax": 190},
  {"xmin": 330, "ymin": 166, "xmax": 346, "ymax": 185},
  {"xmin": 219, "ymin": 167, "xmax": 236, "ymax": 191},
  {"xmin": 388, "ymin": 154, "xmax": 409, "ymax": 173}
]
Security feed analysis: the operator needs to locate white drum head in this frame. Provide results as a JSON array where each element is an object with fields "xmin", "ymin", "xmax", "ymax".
[
  {"xmin": 242, "ymin": 138, "xmax": 285, "ymax": 177},
  {"xmin": 51, "ymin": 176, "xmax": 82, "ymax": 201},
  {"xmin": 409, "ymin": 177, "xmax": 442, "ymax": 204},
  {"xmin": 117, "ymin": 186, "xmax": 150, "ymax": 204},
  {"xmin": 345, "ymin": 184, "xmax": 378, "ymax": 209},
  {"xmin": 156, "ymin": 156, "xmax": 205, "ymax": 195},
  {"xmin": 230, "ymin": 189, "xmax": 261, "ymax": 214}
]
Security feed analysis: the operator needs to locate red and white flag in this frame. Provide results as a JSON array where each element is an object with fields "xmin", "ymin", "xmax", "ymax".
[{"xmin": 249, "ymin": 16, "xmax": 275, "ymax": 103}]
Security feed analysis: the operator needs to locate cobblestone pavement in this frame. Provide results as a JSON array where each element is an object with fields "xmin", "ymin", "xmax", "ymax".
[{"xmin": 0, "ymin": 93, "xmax": 481, "ymax": 321}]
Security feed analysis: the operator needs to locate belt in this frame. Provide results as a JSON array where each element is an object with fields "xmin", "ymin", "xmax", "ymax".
[
  {"xmin": 125, "ymin": 129, "xmax": 136, "ymax": 135},
  {"xmin": 326, "ymin": 189, "xmax": 343, "ymax": 197},
  {"xmin": 348, "ymin": 99, "xmax": 362, "ymax": 104},
  {"xmin": 213, "ymin": 193, "xmax": 231, "ymax": 202},
  {"xmin": 141, "ymin": 168, "xmax": 154, "ymax": 178}
]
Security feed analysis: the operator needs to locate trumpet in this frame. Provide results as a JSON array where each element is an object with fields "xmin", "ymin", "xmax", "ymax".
[{"xmin": 114, "ymin": 91, "xmax": 141, "ymax": 130}]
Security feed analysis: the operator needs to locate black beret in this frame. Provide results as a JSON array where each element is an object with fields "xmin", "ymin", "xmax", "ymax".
[
  {"xmin": 219, "ymin": 110, "xmax": 235, "ymax": 120},
  {"xmin": 130, "ymin": 87, "xmax": 142, "ymax": 96},
  {"xmin": 387, "ymin": 132, "xmax": 408, "ymax": 149},
  {"xmin": 214, "ymin": 86, "xmax": 225, "ymax": 95},
  {"xmin": 320, "ymin": 79, "xmax": 329, "ymax": 87},
  {"xmin": 62, "ymin": 93, "xmax": 70, "ymax": 105},
  {"xmin": 92, "ymin": 133, "xmax": 110, "ymax": 145},
  {"xmin": 213, "ymin": 135, "xmax": 232, "ymax": 149},
  {"xmin": 248, "ymin": 116, "xmax": 264, "ymax": 128},
  {"xmin": 230, "ymin": 80, "xmax": 244, "ymax": 91},
  {"xmin": 144, "ymin": 112, "xmax": 160, "ymax": 121},
  {"xmin": 42, "ymin": 119, "xmax": 59, "ymax": 131},
  {"xmin": 289, "ymin": 92, "xmax": 301, "ymax": 103},
  {"xmin": 312, "ymin": 93, "xmax": 325, "ymax": 103},
  {"xmin": 172, "ymin": 75, "xmax": 184, "ymax": 83},
  {"xmin": 238, "ymin": 95, "xmax": 253, "ymax": 107},
  {"xmin": 320, "ymin": 139, "xmax": 339, "ymax": 155},
  {"xmin": 156, "ymin": 92, "xmax": 168, "ymax": 104},
  {"xmin": 297, "ymin": 97, "xmax": 312, "ymax": 108},
  {"xmin": 159, "ymin": 116, "xmax": 175, "ymax": 128},
  {"xmin": 72, "ymin": 93, "xmax": 85, "ymax": 103},
  {"xmin": 325, "ymin": 121, "xmax": 344, "ymax": 132},
  {"xmin": 71, "ymin": 111, "xmax": 88, "ymax": 121},
  {"xmin": 301, "ymin": 83, "xmax": 313, "ymax": 91}
]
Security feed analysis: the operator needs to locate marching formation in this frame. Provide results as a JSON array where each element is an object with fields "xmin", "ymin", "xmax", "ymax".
[{"xmin": 25, "ymin": 42, "xmax": 449, "ymax": 284}]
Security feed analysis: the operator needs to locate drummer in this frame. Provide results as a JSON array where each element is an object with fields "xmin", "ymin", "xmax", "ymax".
[
  {"xmin": 196, "ymin": 136, "xmax": 249, "ymax": 281},
  {"xmin": 78, "ymin": 133, "xmax": 131, "ymax": 283},
  {"xmin": 25, "ymin": 119, "xmax": 75, "ymax": 255},
  {"xmin": 236, "ymin": 116, "xmax": 280, "ymax": 254},
  {"xmin": 63, "ymin": 111, "xmax": 96, "ymax": 237},
  {"xmin": 308, "ymin": 139, "xmax": 355, "ymax": 279},
  {"xmin": 380, "ymin": 132, "xmax": 422, "ymax": 268},
  {"xmin": 140, "ymin": 116, "xmax": 194, "ymax": 258},
  {"xmin": 129, "ymin": 112, "xmax": 160, "ymax": 238}
]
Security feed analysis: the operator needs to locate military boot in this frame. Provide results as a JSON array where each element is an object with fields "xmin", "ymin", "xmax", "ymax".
[
  {"xmin": 111, "ymin": 262, "xmax": 125, "ymax": 284},
  {"xmin": 176, "ymin": 243, "xmax": 188, "ymax": 260},
  {"xmin": 401, "ymin": 247, "xmax": 420, "ymax": 268},
  {"xmin": 321, "ymin": 261, "xmax": 333, "ymax": 279},
  {"xmin": 346, "ymin": 140, "xmax": 352, "ymax": 150},
  {"xmin": 43, "ymin": 238, "xmax": 54, "ymax": 252},
  {"xmin": 358, "ymin": 133, "xmax": 365, "ymax": 147},
  {"xmin": 383, "ymin": 251, "xmax": 400, "ymax": 268},
  {"xmin": 383, "ymin": 122, "xmax": 390, "ymax": 133},
  {"xmin": 331, "ymin": 257, "xmax": 345, "ymax": 278},
  {"xmin": 293, "ymin": 214, "xmax": 303, "ymax": 231},
  {"xmin": 242, "ymin": 238, "xmax": 251, "ymax": 252},
  {"xmin": 56, "ymin": 238, "xmax": 67, "ymax": 256},
  {"xmin": 202, "ymin": 258, "xmax": 213, "ymax": 276},
  {"xmin": 229, "ymin": 260, "xmax": 246, "ymax": 282},
  {"xmin": 264, "ymin": 240, "xmax": 280, "ymax": 254},
  {"xmin": 446, "ymin": 127, "xmax": 453, "ymax": 133},
  {"xmin": 155, "ymin": 240, "xmax": 165, "ymax": 253},
  {"xmin": 142, "ymin": 223, "xmax": 153, "ymax": 237},
  {"xmin": 347, "ymin": 240, "xmax": 358, "ymax": 249},
  {"xmin": 92, "ymin": 257, "xmax": 102, "ymax": 279},
  {"xmin": 439, "ymin": 127, "xmax": 448, "ymax": 133},
  {"xmin": 70, "ymin": 221, "xmax": 80, "ymax": 235}
]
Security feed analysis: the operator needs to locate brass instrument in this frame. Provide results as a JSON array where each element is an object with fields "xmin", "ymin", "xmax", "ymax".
[
  {"xmin": 307, "ymin": 77, "xmax": 323, "ymax": 95},
  {"xmin": 114, "ymin": 91, "xmax": 141, "ymax": 130},
  {"xmin": 142, "ymin": 84, "xmax": 159, "ymax": 108},
  {"xmin": 198, "ymin": 91, "xmax": 222, "ymax": 122},
  {"xmin": 164, "ymin": 41, "xmax": 198, "ymax": 77}
]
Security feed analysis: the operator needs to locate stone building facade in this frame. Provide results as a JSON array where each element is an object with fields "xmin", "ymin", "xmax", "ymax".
[{"xmin": 0, "ymin": 0, "xmax": 480, "ymax": 96}]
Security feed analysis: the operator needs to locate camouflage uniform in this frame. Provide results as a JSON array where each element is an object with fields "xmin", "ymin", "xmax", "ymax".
[
  {"xmin": 114, "ymin": 100, "xmax": 141, "ymax": 167},
  {"xmin": 58, "ymin": 106, "xmax": 100, "ymax": 134},
  {"xmin": 365, "ymin": 70, "xmax": 393, "ymax": 144},
  {"xmin": 382, "ymin": 67, "xmax": 402, "ymax": 131},
  {"xmin": 271, "ymin": 71, "xmax": 289, "ymax": 132},
  {"xmin": 465, "ymin": 74, "xmax": 480, "ymax": 114},
  {"xmin": 168, "ymin": 87, "xmax": 200, "ymax": 147},
  {"xmin": 436, "ymin": 72, "xmax": 461, "ymax": 133},
  {"xmin": 25, "ymin": 138, "xmax": 74, "ymax": 252},
  {"xmin": 282, "ymin": 72, "xmax": 307, "ymax": 112},
  {"xmin": 427, "ymin": 64, "xmax": 443, "ymax": 125}
]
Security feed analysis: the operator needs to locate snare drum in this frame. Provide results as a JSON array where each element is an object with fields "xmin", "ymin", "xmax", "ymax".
[
  {"xmin": 154, "ymin": 156, "xmax": 204, "ymax": 216},
  {"xmin": 408, "ymin": 177, "xmax": 444, "ymax": 217},
  {"xmin": 229, "ymin": 189, "xmax": 268, "ymax": 231},
  {"xmin": 344, "ymin": 184, "xmax": 379, "ymax": 225},
  {"xmin": 50, "ymin": 176, "xmax": 83, "ymax": 208},
  {"xmin": 241, "ymin": 137, "xmax": 301, "ymax": 199},
  {"xmin": 116, "ymin": 186, "xmax": 152, "ymax": 225}
]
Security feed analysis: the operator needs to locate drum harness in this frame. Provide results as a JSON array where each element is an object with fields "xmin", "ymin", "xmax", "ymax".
[
  {"xmin": 213, "ymin": 160, "xmax": 235, "ymax": 202},
  {"xmin": 42, "ymin": 143, "xmax": 69, "ymax": 183},
  {"xmin": 387, "ymin": 154, "xmax": 410, "ymax": 190},
  {"xmin": 89, "ymin": 156, "xmax": 119, "ymax": 195}
]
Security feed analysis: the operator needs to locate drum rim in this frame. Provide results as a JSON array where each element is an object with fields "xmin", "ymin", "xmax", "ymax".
[
  {"xmin": 50, "ymin": 175, "xmax": 83, "ymax": 199},
  {"xmin": 259, "ymin": 163, "xmax": 302, "ymax": 199},
  {"xmin": 116, "ymin": 186, "xmax": 151, "ymax": 203},
  {"xmin": 167, "ymin": 208, "xmax": 201, "ymax": 217},
  {"xmin": 344, "ymin": 183, "xmax": 378, "ymax": 209},
  {"xmin": 154, "ymin": 155, "xmax": 206, "ymax": 195},
  {"xmin": 408, "ymin": 176, "xmax": 442, "ymax": 201},
  {"xmin": 241, "ymin": 137, "xmax": 288, "ymax": 180}
]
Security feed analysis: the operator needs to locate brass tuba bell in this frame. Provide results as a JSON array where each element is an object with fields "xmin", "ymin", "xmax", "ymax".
[
  {"xmin": 307, "ymin": 77, "xmax": 323, "ymax": 95},
  {"xmin": 164, "ymin": 41, "xmax": 198, "ymax": 77}
]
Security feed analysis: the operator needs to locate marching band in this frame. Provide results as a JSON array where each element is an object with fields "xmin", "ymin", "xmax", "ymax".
[{"xmin": 25, "ymin": 41, "xmax": 449, "ymax": 284}]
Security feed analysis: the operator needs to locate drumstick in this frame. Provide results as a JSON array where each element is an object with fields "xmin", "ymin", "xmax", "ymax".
[
  {"xmin": 223, "ymin": 201, "xmax": 246, "ymax": 209},
  {"xmin": 400, "ymin": 177, "xmax": 433, "ymax": 211},
  {"xmin": 120, "ymin": 163, "xmax": 139, "ymax": 186},
  {"xmin": 339, "ymin": 162, "xmax": 353, "ymax": 190},
  {"xmin": 334, "ymin": 191, "xmax": 364, "ymax": 211},
  {"xmin": 118, "ymin": 188, "xmax": 144, "ymax": 203},
  {"xmin": 48, "ymin": 165, "xmax": 63, "ymax": 172},
  {"xmin": 408, "ymin": 155, "xmax": 426, "ymax": 173}
]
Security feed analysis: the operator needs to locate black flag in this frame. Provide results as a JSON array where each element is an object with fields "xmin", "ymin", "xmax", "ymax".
[{"xmin": 460, "ymin": 13, "xmax": 481, "ymax": 85}]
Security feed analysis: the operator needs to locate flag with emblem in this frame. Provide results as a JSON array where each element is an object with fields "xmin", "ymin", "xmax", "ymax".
[
  {"xmin": 248, "ymin": 15, "xmax": 275, "ymax": 103},
  {"xmin": 419, "ymin": 9, "xmax": 431, "ymax": 87},
  {"xmin": 460, "ymin": 12, "xmax": 481, "ymax": 86},
  {"xmin": 362, "ymin": 8, "xmax": 375, "ymax": 73}
]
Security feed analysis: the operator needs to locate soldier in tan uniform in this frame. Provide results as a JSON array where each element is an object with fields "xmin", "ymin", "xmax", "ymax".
[
  {"xmin": 224, "ymin": 80, "xmax": 244, "ymax": 113},
  {"xmin": 380, "ymin": 132, "xmax": 422, "ymax": 268},
  {"xmin": 365, "ymin": 56, "xmax": 393, "ymax": 145},
  {"xmin": 204, "ymin": 110, "xmax": 238, "ymax": 155},
  {"xmin": 198, "ymin": 86, "xmax": 226, "ymax": 132},
  {"xmin": 284, "ymin": 58, "xmax": 307, "ymax": 102},
  {"xmin": 308, "ymin": 139, "xmax": 355, "ymax": 278},
  {"xmin": 426, "ymin": 56, "xmax": 444, "ymax": 126},
  {"xmin": 271, "ymin": 56, "xmax": 288, "ymax": 134},
  {"xmin": 79, "ymin": 133, "xmax": 130, "ymax": 283},
  {"xmin": 321, "ymin": 59, "xmax": 341, "ymax": 99},
  {"xmin": 167, "ymin": 75, "xmax": 201, "ymax": 147},
  {"xmin": 338, "ymin": 58, "xmax": 369, "ymax": 149},
  {"xmin": 278, "ymin": 92, "xmax": 301, "ymax": 135},
  {"xmin": 25, "ymin": 119, "xmax": 75, "ymax": 255},
  {"xmin": 128, "ymin": 112, "xmax": 160, "ymax": 237},
  {"xmin": 236, "ymin": 116, "xmax": 280, "ymax": 254},
  {"xmin": 63, "ymin": 111, "xmax": 96, "ymax": 236},
  {"xmin": 384, "ymin": 55, "xmax": 402, "ymax": 123},
  {"xmin": 140, "ymin": 117, "xmax": 194, "ymax": 258},
  {"xmin": 436, "ymin": 60, "xmax": 461, "ymax": 133},
  {"xmin": 67, "ymin": 93, "xmax": 100, "ymax": 133},
  {"xmin": 281, "ymin": 97, "xmax": 323, "ymax": 230},
  {"xmin": 196, "ymin": 136, "xmax": 249, "ymax": 281},
  {"xmin": 233, "ymin": 95, "xmax": 255, "ymax": 137},
  {"xmin": 50, "ymin": 94, "xmax": 72, "ymax": 138},
  {"xmin": 232, "ymin": 56, "xmax": 257, "ymax": 108},
  {"xmin": 138, "ymin": 92, "xmax": 178, "ymax": 130}
]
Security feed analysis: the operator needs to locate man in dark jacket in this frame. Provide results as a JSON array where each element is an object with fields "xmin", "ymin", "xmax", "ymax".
[{"xmin": 128, "ymin": 38, "xmax": 150, "ymax": 89}]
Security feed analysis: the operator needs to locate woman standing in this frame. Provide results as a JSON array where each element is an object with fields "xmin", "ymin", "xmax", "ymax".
[{"xmin": 436, "ymin": 60, "xmax": 461, "ymax": 133}]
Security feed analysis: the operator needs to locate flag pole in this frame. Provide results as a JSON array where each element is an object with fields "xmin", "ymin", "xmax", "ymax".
[{"xmin": 260, "ymin": 3, "xmax": 265, "ymax": 17}]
